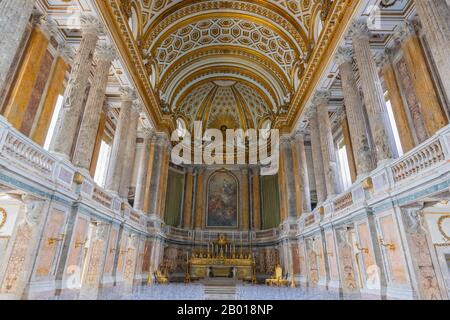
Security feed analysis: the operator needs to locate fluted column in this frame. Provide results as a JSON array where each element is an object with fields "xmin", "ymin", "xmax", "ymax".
[
  {"xmin": 143, "ymin": 137, "xmax": 157, "ymax": 214},
  {"xmin": 350, "ymin": 20, "xmax": 394, "ymax": 163},
  {"xmin": 134, "ymin": 129, "xmax": 154, "ymax": 211},
  {"xmin": 293, "ymin": 132, "xmax": 312, "ymax": 213},
  {"xmin": 183, "ymin": 167, "xmax": 194, "ymax": 229},
  {"xmin": 50, "ymin": 14, "xmax": 102, "ymax": 159},
  {"xmin": 105, "ymin": 87, "xmax": 136, "ymax": 193},
  {"xmin": 314, "ymin": 91, "xmax": 340, "ymax": 198},
  {"xmin": 119, "ymin": 102, "xmax": 141, "ymax": 199},
  {"xmin": 413, "ymin": 0, "xmax": 450, "ymax": 103},
  {"xmin": 251, "ymin": 167, "xmax": 261, "ymax": 230},
  {"xmin": 157, "ymin": 142, "xmax": 171, "ymax": 219},
  {"xmin": 335, "ymin": 47, "xmax": 375, "ymax": 177},
  {"xmin": 308, "ymin": 107, "xmax": 327, "ymax": 205},
  {"xmin": 0, "ymin": 0, "xmax": 36, "ymax": 93},
  {"xmin": 73, "ymin": 43, "xmax": 116, "ymax": 170},
  {"xmin": 394, "ymin": 21, "xmax": 448, "ymax": 138}
]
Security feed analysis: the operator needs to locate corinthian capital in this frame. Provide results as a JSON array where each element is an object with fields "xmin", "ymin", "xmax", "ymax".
[
  {"xmin": 80, "ymin": 13, "xmax": 103, "ymax": 36},
  {"xmin": 312, "ymin": 90, "xmax": 330, "ymax": 107},
  {"xmin": 394, "ymin": 20, "xmax": 416, "ymax": 44},
  {"xmin": 334, "ymin": 46, "xmax": 353, "ymax": 66},
  {"xmin": 120, "ymin": 87, "xmax": 137, "ymax": 102},
  {"xmin": 348, "ymin": 19, "xmax": 370, "ymax": 39},
  {"xmin": 95, "ymin": 42, "xmax": 117, "ymax": 62}
]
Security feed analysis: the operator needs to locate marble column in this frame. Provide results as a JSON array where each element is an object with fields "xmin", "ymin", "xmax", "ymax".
[
  {"xmin": 105, "ymin": 87, "xmax": 136, "ymax": 194},
  {"xmin": 335, "ymin": 47, "xmax": 375, "ymax": 177},
  {"xmin": 194, "ymin": 167, "xmax": 205, "ymax": 229},
  {"xmin": 241, "ymin": 168, "xmax": 250, "ymax": 230},
  {"xmin": 73, "ymin": 43, "xmax": 116, "ymax": 171},
  {"xmin": 50, "ymin": 14, "xmax": 101, "ymax": 159},
  {"xmin": 3, "ymin": 15, "xmax": 55, "ymax": 131},
  {"xmin": 89, "ymin": 111, "xmax": 107, "ymax": 177},
  {"xmin": 413, "ymin": 0, "xmax": 450, "ymax": 104},
  {"xmin": 251, "ymin": 167, "xmax": 261, "ymax": 230},
  {"xmin": 308, "ymin": 107, "xmax": 327, "ymax": 205},
  {"xmin": 395, "ymin": 21, "xmax": 448, "ymax": 137},
  {"xmin": 350, "ymin": 20, "xmax": 394, "ymax": 163},
  {"xmin": 183, "ymin": 167, "xmax": 194, "ymax": 229},
  {"xmin": 134, "ymin": 129, "xmax": 154, "ymax": 211},
  {"xmin": 314, "ymin": 91, "xmax": 340, "ymax": 198},
  {"xmin": 119, "ymin": 102, "xmax": 141, "ymax": 200},
  {"xmin": 341, "ymin": 116, "xmax": 357, "ymax": 182},
  {"xmin": 293, "ymin": 132, "xmax": 312, "ymax": 213},
  {"xmin": 0, "ymin": 0, "xmax": 36, "ymax": 94}
]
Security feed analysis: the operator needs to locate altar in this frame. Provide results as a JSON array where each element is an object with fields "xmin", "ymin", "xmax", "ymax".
[{"xmin": 187, "ymin": 235, "xmax": 255, "ymax": 282}]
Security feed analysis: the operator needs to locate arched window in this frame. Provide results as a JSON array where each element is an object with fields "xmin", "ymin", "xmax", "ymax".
[{"xmin": 176, "ymin": 118, "xmax": 187, "ymax": 138}]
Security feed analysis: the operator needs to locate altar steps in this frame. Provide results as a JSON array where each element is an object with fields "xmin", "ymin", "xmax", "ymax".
[{"xmin": 201, "ymin": 278, "xmax": 237, "ymax": 300}]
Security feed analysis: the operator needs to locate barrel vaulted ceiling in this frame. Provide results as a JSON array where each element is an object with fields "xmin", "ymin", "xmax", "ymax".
[{"xmin": 95, "ymin": 0, "xmax": 362, "ymax": 133}]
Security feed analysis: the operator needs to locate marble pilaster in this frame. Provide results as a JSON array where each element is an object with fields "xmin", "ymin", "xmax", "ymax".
[
  {"xmin": 395, "ymin": 21, "xmax": 448, "ymax": 137},
  {"xmin": 293, "ymin": 132, "xmax": 312, "ymax": 213},
  {"xmin": 73, "ymin": 43, "xmax": 116, "ymax": 171},
  {"xmin": 182, "ymin": 167, "xmax": 194, "ymax": 229},
  {"xmin": 335, "ymin": 47, "xmax": 375, "ymax": 177},
  {"xmin": 399, "ymin": 205, "xmax": 447, "ymax": 300},
  {"xmin": 119, "ymin": 102, "xmax": 141, "ymax": 199},
  {"xmin": 3, "ymin": 16, "xmax": 54, "ymax": 131},
  {"xmin": 380, "ymin": 56, "xmax": 415, "ymax": 153},
  {"xmin": 0, "ymin": 195, "xmax": 48, "ymax": 299},
  {"xmin": 134, "ymin": 129, "xmax": 154, "ymax": 211},
  {"xmin": 0, "ymin": 0, "xmax": 36, "ymax": 94},
  {"xmin": 350, "ymin": 20, "xmax": 395, "ymax": 163},
  {"xmin": 308, "ymin": 106, "xmax": 327, "ymax": 205},
  {"xmin": 251, "ymin": 167, "xmax": 261, "ymax": 230},
  {"xmin": 413, "ymin": 0, "xmax": 450, "ymax": 104},
  {"xmin": 105, "ymin": 87, "xmax": 136, "ymax": 194},
  {"xmin": 241, "ymin": 168, "xmax": 250, "ymax": 230},
  {"xmin": 314, "ymin": 91, "xmax": 340, "ymax": 198},
  {"xmin": 50, "ymin": 14, "xmax": 102, "ymax": 159},
  {"xmin": 280, "ymin": 136, "xmax": 298, "ymax": 219},
  {"xmin": 194, "ymin": 167, "xmax": 206, "ymax": 229}
]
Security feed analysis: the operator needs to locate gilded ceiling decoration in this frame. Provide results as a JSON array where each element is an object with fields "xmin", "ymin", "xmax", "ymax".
[{"xmin": 98, "ymin": 0, "xmax": 354, "ymax": 133}]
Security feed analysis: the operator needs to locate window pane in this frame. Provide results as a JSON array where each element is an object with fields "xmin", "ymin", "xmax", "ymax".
[
  {"xmin": 337, "ymin": 139, "xmax": 352, "ymax": 190},
  {"xmin": 385, "ymin": 98, "xmax": 404, "ymax": 157},
  {"xmin": 43, "ymin": 95, "xmax": 64, "ymax": 150},
  {"xmin": 94, "ymin": 141, "xmax": 111, "ymax": 187}
]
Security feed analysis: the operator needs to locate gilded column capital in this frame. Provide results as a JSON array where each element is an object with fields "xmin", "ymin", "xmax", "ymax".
[{"xmin": 334, "ymin": 46, "xmax": 353, "ymax": 66}]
